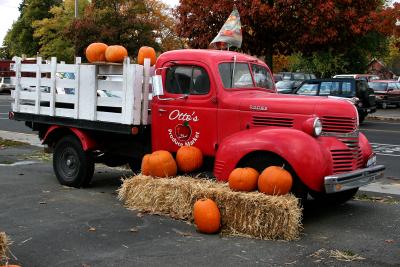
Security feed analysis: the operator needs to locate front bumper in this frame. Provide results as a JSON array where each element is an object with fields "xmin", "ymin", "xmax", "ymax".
[{"xmin": 324, "ymin": 165, "xmax": 385, "ymax": 193}]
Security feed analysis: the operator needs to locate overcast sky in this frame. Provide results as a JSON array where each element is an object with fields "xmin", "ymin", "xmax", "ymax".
[{"xmin": 0, "ymin": 0, "xmax": 397, "ymax": 46}]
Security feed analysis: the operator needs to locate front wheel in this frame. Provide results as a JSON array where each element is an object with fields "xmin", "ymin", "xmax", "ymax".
[
  {"xmin": 53, "ymin": 135, "xmax": 95, "ymax": 188},
  {"xmin": 309, "ymin": 188, "xmax": 358, "ymax": 205}
]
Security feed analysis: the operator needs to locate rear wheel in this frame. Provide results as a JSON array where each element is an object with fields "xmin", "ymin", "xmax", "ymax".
[
  {"xmin": 240, "ymin": 152, "xmax": 308, "ymax": 206},
  {"xmin": 53, "ymin": 135, "xmax": 94, "ymax": 188},
  {"xmin": 309, "ymin": 188, "xmax": 358, "ymax": 205}
]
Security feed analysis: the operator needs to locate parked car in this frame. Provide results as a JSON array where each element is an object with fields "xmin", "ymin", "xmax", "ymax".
[
  {"xmin": 294, "ymin": 78, "xmax": 376, "ymax": 123},
  {"xmin": 279, "ymin": 72, "xmax": 317, "ymax": 81},
  {"xmin": 275, "ymin": 80, "xmax": 302, "ymax": 94},
  {"xmin": 368, "ymin": 80, "xmax": 400, "ymax": 108},
  {"xmin": 333, "ymin": 74, "xmax": 380, "ymax": 82},
  {"xmin": 0, "ymin": 77, "xmax": 14, "ymax": 92},
  {"xmin": 273, "ymin": 73, "xmax": 283, "ymax": 83}
]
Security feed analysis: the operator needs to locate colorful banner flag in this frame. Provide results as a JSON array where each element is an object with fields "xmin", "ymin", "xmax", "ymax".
[{"xmin": 210, "ymin": 7, "xmax": 242, "ymax": 49}]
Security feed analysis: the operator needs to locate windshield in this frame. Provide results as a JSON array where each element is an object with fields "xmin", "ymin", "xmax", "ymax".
[
  {"xmin": 218, "ymin": 62, "xmax": 274, "ymax": 90},
  {"xmin": 368, "ymin": 82, "xmax": 388, "ymax": 91},
  {"xmin": 276, "ymin": 80, "xmax": 295, "ymax": 89}
]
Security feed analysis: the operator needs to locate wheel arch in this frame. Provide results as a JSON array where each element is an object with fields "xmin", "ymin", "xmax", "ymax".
[
  {"xmin": 42, "ymin": 126, "xmax": 98, "ymax": 151},
  {"xmin": 214, "ymin": 128, "xmax": 332, "ymax": 192}
]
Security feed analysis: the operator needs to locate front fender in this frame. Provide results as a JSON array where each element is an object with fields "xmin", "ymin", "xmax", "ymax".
[
  {"xmin": 42, "ymin": 126, "xmax": 97, "ymax": 151},
  {"xmin": 214, "ymin": 128, "xmax": 332, "ymax": 191}
]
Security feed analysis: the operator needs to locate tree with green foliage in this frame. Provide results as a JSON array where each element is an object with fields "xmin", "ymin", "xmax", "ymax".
[
  {"xmin": 68, "ymin": 0, "xmax": 182, "ymax": 60},
  {"xmin": 32, "ymin": 0, "xmax": 89, "ymax": 62},
  {"xmin": 3, "ymin": 0, "xmax": 62, "ymax": 57}
]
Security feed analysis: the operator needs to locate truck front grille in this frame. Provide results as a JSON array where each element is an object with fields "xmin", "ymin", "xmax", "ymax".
[
  {"xmin": 321, "ymin": 116, "xmax": 357, "ymax": 133},
  {"xmin": 331, "ymin": 137, "xmax": 364, "ymax": 174},
  {"xmin": 252, "ymin": 116, "xmax": 294, "ymax": 128}
]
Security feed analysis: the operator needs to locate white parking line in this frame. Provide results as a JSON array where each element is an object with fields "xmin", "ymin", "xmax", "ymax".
[{"xmin": 371, "ymin": 143, "xmax": 400, "ymax": 157}]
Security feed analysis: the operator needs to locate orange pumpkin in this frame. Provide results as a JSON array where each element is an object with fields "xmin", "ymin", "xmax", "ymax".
[
  {"xmin": 193, "ymin": 198, "xmax": 220, "ymax": 234},
  {"xmin": 137, "ymin": 46, "xmax": 157, "ymax": 66},
  {"xmin": 258, "ymin": 166, "xmax": 293, "ymax": 195},
  {"xmin": 148, "ymin": 150, "xmax": 177, "ymax": 178},
  {"xmin": 105, "ymin": 45, "xmax": 128, "ymax": 63},
  {"xmin": 141, "ymin": 154, "xmax": 152, "ymax": 175},
  {"xmin": 85, "ymin": 42, "xmax": 108, "ymax": 63},
  {"xmin": 176, "ymin": 146, "xmax": 203, "ymax": 173},
  {"xmin": 228, "ymin": 167, "xmax": 259, "ymax": 192}
]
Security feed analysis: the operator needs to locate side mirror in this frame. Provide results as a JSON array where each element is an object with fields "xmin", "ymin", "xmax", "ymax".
[{"xmin": 152, "ymin": 75, "xmax": 164, "ymax": 96}]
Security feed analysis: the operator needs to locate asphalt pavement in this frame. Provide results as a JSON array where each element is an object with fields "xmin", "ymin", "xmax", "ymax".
[{"xmin": 0, "ymin": 145, "xmax": 399, "ymax": 266}]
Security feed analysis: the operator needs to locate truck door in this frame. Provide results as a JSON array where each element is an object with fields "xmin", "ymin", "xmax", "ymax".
[{"xmin": 152, "ymin": 62, "xmax": 218, "ymax": 156}]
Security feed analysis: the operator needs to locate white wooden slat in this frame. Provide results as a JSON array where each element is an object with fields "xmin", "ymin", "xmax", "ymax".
[
  {"xmin": 133, "ymin": 64, "xmax": 144, "ymax": 125},
  {"xmin": 121, "ymin": 58, "xmax": 129, "ymax": 124},
  {"xmin": 55, "ymin": 108, "xmax": 75, "ymax": 118},
  {"xmin": 74, "ymin": 57, "xmax": 81, "ymax": 119},
  {"xmin": 20, "ymin": 77, "xmax": 36, "ymax": 86},
  {"xmin": 97, "ymin": 80, "xmax": 123, "ymax": 92},
  {"xmin": 18, "ymin": 104, "xmax": 35, "ymax": 113},
  {"xmin": 98, "ymin": 65, "xmax": 123, "ymax": 75},
  {"xmin": 56, "ymin": 64, "xmax": 77, "ymax": 73},
  {"xmin": 20, "ymin": 64, "xmax": 37, "ymax": 72},
  {"xmin": 97, "ymin": 97, "xmax": 122, "ymax": 107},
  {"xmin": 141, "ymin": 58, "xmax": 150, "ymax": 125},
  {"xmin": 56, "ymin": 78, "xmax": 76, "ymax": 89},
  {"xmin": 39, "ymin": 106, "xmax": 51, "ymax": 116},
  {"xmin": 50, "ymin": 57, "xmax": 57, "ymax": 116},
  {"xmin": 96, "ymin": 111, "xmax": 122, "ymax": 123},
  {"xmin": 19, "ymin": 91, "xmax": 39, "ymax": 100},
  {"xmin": 40, "ymin": 78, "xmax": 51, "ymax": 87},
  {"xmin": 35, "ymin": 57, "xmax": 42, "ymax": 114},
  {"xmin": 12, "ymin": 57, "xmax": 21, "ymax": 112},
  {"xmin": 78, "ymin": 65, "xmax": 97, "ymax": 120},
  {"xmin": 39, "ymin": 64, "xmax": 51, "ymax": 73},
  {"xmin": 55, "ymin": 94, "xmax": 75, "ymax": 103}
]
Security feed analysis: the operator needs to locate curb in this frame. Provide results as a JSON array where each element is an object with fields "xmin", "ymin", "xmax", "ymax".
[{"xmin": 367, "ymin": 115, "xmax": 400, "ymax": 121}]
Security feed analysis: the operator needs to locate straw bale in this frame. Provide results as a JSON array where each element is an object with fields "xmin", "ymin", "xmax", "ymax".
[
  {"xmin": 118, "ymin": 175, "xmax": 302, "ymax": 240},
  {"xmin": 0, "ymin": 232, "xmax": 8, "ymax": 262}
]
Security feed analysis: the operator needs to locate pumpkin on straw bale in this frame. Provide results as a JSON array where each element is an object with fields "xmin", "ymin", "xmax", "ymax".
[
  {"xmin": 176, "ymin": 146, "xmax": 203, "ymax": 173},
  {"xmin": 118, "ymin": 175, "xmax": 302, "ymax": 240},
  {"xmin": 258, "ymin": 166, "xmax": 293, "ymax": 196},
  {"xmin": 142, "ymin": 150, "xmax": 177, "ymax": 178},
  {"xmin": 228, "ymin": 167, "xmax": 259, "ymax": 192}
]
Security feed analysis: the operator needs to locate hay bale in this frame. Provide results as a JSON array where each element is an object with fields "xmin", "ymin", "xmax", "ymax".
[
  {"xmin": 118, "ymin": 175, "xmax": 302, "ymax": 240},
  {"xmin": 0, "ymin": 232, "xmax": 9, "ymax": 262}
]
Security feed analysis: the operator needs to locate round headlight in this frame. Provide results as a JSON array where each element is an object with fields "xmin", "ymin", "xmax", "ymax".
[{"xmin": 313, "ymin": 118, "xmax": 323, "ymax": 136}]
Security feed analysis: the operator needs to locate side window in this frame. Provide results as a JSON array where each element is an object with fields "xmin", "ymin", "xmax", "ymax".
[
  {"xmin": 341, "ymin": 82, "xmax": 352, "ymax": 95},
  {"xmin": 165, "ymin": 65, "xmax": 210, "ymax": 95},
  {"xmin": 319, "ymin": 82, "xmax": 332, "ymax": 96},
  {"xmin": 388, "ymin": 83, "xmax": 396, "ymax": 90},
  {"xmin": 251, "ymin": 64, "xmax": 274, "ymax": 89},
  {"xmin": 296, "ymin": 83, "xmax": 318, "ymax": 95}
]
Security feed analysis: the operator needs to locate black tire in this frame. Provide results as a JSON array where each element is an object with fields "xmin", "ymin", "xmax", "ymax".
[
  {"xmin": 309, "ymin": 188, "xmax": 358, "ymax": 205},
  {"xmin": 53, "ymin": 135, "xmax": 94, "ymax": 188},
  {"xmin": 240, "ymin": 152, "xmax": 308, "ymax": 206},
  {"xmin": 128, "ymin": 158, "xmax": 141, "ymax": 173}
]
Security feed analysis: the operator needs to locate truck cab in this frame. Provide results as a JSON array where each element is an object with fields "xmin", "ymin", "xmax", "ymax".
[{"xmin": 151, "ymin": 50, "xmax": 384, "ymax": 203}]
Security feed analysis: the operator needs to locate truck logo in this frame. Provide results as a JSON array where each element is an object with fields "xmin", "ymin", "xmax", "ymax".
[
  {"xmin": 249, "ymin": 105, "xmax": 267, "ymax": 111},
  {"xmin": 168, "ymin": 109, "xmax": 199, "ymax": 122},
  {"xmin": 175, "ymin": 122, "xmax": 192, "ymax": 141}
]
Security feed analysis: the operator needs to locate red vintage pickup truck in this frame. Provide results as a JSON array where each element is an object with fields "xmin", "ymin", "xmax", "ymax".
[{"xmin": 9, "ymin": 49, "xmax": 385, "ymax": 204}]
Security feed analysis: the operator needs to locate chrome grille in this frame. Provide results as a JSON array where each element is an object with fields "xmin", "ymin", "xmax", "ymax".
[
  {"xmin": 331, "ymin": 136, "xmax": 363, "ymax": 174},
  {"xmin": 252, "ymin": 116, "xmax": 294, "ymax": 128},
  {"xmin": 321, "ymin": 116, "xmax": 357, "ymax": 133}
]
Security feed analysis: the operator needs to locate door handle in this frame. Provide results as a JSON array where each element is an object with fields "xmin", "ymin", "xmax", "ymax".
[{"xmin": 158, "ymin": 108, "xmax": 167, "ymax": 113}]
